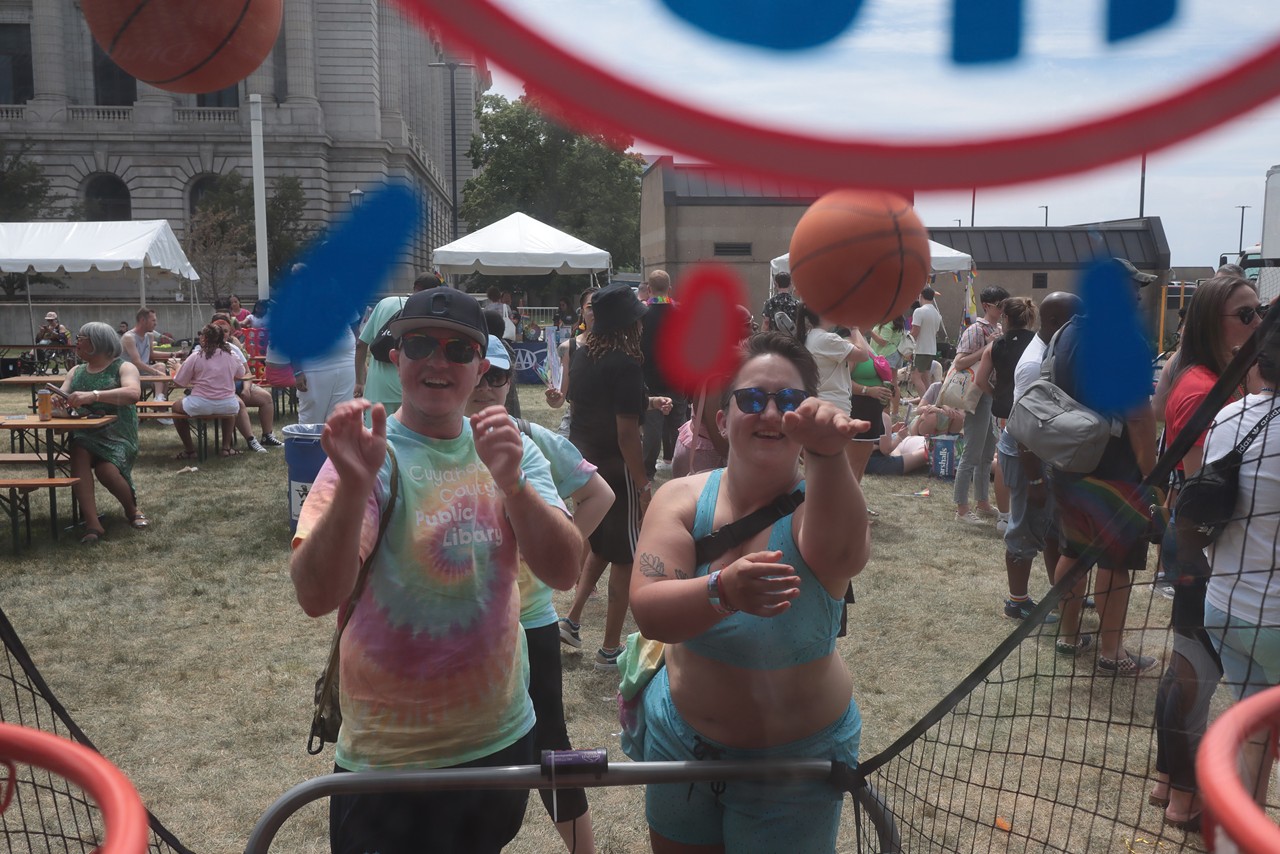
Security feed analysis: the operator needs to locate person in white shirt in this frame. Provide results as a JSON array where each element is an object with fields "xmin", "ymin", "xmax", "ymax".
[
  {"xmin": 910, "ymin": 287, "xmax": 944, "ymax": 394},
  {"xmin": 993, "ymin": 292, "xmax": 1080, "ymax": 618},
  {"xmin": 294, "ymin": 317, "xmax": 359, "ymax": 424},
  {"xmin": 1203, "ymin": 320, "xmax": 1280, "ymax": 807}
]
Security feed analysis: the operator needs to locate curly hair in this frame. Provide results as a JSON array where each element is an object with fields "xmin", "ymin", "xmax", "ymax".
[
  {"xmin": 585, "ymin": 323, "xmax": 642, "ymax": 362},
  {"xmin": 198, "ymin": 322, "xmax": 233, "ymax": 359}
]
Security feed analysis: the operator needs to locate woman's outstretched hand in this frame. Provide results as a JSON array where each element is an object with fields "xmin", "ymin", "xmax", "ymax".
[
  {"xmin": 783, "ymin": 397, "xmax": 866, "ymax": 458},
  {"xmin": 720, "ymin": 550, "xmax": 801, "ymax": 617}
]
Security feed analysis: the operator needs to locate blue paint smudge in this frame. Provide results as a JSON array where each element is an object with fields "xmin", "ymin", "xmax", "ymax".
[
  {"xmin": 660, "ymin": 0, "xmax": 863, "ymax": 50},
  {"xmin": 269, "ymin": 183, "xmax": 420, "ymax": 363},
  {"xmin": 1108, "ymin": 0, "xmax": 1177, "ymax": 43},
  {"xmin": 1077, "ymin": 259, "xmax": 1154, "ymax": 415},
  {"xmin": 953, "ymin": 0, "xmax": 1022, "ymax": 64}
]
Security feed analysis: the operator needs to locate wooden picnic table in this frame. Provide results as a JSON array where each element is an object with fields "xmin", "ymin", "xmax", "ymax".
[
  {"xmin": 0, "ymin": 374, "xmax": 69, "ymax": 412},
  {"xmin": 0, "ymin": 414, "xmax": 116, "ymax": 539}
]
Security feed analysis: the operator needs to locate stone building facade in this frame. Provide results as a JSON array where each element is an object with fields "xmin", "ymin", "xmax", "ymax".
[{"xmin": 0, "ymin": 0, "xmax": 486, "ymax": 304}]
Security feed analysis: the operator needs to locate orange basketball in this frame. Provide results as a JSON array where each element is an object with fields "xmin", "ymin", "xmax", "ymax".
[
  {"xmin": 82, "ymin": 0, "xmax": 283, "ymax": 95},
  {"xmin": 788, "ymin": 190, "xmax": 930, "ymax": 328}
]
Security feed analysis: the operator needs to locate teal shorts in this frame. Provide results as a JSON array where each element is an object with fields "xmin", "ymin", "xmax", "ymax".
[{"xmin": 638, "ymin": 667, "xmax": 861, "ymax": 852}]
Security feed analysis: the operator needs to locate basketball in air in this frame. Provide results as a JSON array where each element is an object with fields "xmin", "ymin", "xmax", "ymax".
[
  {"xmin": 82, "ymin": 0, "xmax": 283, "ymax": 95},
  {"xmin": 788, "ymin": 190, "xmax": 931, "ymax": 328}
]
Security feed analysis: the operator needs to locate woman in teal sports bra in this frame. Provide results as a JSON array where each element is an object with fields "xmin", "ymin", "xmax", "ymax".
[{"xmin": 630, "ymin": 331, "xmax": 872, "ymax": 854}]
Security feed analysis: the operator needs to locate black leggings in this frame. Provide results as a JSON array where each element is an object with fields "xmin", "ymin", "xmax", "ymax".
[
  {"xmin": 526, "ymin": 622, "xmax": 590, "ymax": 821},
  {"xmin": 1154, "ymin": 578, "xmax": 1223, "ymax": 791}
]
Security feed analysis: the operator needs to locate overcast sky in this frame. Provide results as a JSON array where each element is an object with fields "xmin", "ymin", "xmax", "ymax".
[{"xmin": 480, "ymin": 0, "xmax": 1280, "ymax": 270}]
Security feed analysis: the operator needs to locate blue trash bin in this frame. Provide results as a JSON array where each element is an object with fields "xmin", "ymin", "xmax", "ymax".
[{"xmin": 283, "ymin": 423, "xmax": 328, "ymax": 533}]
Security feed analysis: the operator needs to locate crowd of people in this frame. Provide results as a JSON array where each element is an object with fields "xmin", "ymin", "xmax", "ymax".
[{"xmin": 42, "ymin": 258, "xmax": 1278, "ymax": 849}]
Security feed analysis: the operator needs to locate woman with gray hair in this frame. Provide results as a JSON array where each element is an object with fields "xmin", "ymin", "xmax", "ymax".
[{"xmin": 56, "ymin": 321, "xmax": 144, "ymax": 544}]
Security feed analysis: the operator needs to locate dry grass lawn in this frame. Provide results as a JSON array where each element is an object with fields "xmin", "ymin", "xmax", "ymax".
[{"xmin": 0, "ymin": 384, "xmax": 1272, "ymax": 852}]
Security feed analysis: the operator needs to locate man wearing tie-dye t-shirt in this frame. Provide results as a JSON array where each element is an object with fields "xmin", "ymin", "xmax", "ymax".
[{"xmin": 290, "ymin": 288, "xmax": 582, "ymax": 854}]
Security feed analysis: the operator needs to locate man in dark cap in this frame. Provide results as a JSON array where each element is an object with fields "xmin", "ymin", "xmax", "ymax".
[{"xmin": 290, "ymin": 287, "xmax": 581, "ymax": 853}]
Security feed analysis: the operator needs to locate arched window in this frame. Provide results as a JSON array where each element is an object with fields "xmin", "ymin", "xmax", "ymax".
[
  {"xmin": 188, "ymin": 175, "xmax": 219, "ymax": 218},
  {"xmin": 83, "ymin": 174, "xmax": 131, "ymax": 221}
]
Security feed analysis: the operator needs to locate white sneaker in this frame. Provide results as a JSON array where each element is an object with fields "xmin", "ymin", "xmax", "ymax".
[
  {"xmin": 157, "ymin": 417, "xmax": 174, "ymax": 426},
  {"xmin": 247, "ymin": 438, "xmax": 267, "ymax": 453},
  {"xmin": 656, "ymin": 459, "xmax": 673, "ymax": 473},
  {"xmin": 955, "ymin": 511, "xmax": 988, "ymax": 526}
]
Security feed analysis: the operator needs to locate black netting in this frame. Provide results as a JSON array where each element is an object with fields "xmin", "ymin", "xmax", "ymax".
[
  {"xmin": 0, "ymin": 606, "xmax": 194, "ymax": 854},
  {"xmin": 841, "ymin": 310, "xmax": 1280, "ymax": 851}
]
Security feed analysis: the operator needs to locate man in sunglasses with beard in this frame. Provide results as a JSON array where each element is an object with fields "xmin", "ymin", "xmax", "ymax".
[{"xmin": 290, "ymin": 287, "xmax": 582, "ymax": 854}]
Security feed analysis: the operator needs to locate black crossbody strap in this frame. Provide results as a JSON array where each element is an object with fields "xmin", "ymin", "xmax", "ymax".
[
  {"xmin": 693, "ymin": 488, "xmax": 805, "ymax": 567},
  {"xmin": 1228, "ymin": 403, "xmax": 1280, "ymax": 457}
]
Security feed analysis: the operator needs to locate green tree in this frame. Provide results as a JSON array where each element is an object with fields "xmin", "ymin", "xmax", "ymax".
[
  {"xmin": 193, "ymin": 171, "xmax": 316, "ymax": 281},
  {"xmin": 182, "ymin": 206, "xmax": 251, "ymax": 305},
  {"xmin": 461, "ymin": 94, "xmax": 644, "ymax": 274},
  {"xmin": 0, "ymin": 144, "xmax": 71, "ymax": 299}
]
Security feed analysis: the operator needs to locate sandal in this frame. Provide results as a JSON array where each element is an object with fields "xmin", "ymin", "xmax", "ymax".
[
  {"xmin": 174, "ymin": 450, "xmax": 198, "ymax": 460},
  {"xmin": 220, "ymin": 447, "xmax": 242, "ymax": 457},
  {"xmin": 1097, "ymin": 652, "xmax": 1158, "ymax": 676},
  {"xmin": 80, "ymin": 530, "xmax": 103, "ymax": 546},
  {"xmin": 130, "ymin": 512, "xmax": 149, "ymax": 530},
  {"xmin": 1055, "ymin": 632, "xmax": 1094, "ymax": 656},
  {"xmin": 1163, "ymin": 810, "xmax": 1202, "ymax": 832}
]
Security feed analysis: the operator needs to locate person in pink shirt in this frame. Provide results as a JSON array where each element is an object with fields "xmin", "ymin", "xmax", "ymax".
[{"xmin": 170, "ymin": 323, "xmax": 265, "ymax": 457}]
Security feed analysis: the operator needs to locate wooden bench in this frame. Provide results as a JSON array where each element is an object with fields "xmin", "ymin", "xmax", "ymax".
[
  {"xmin": 138, "ymin": 412, "xmax": 235, "ymax": 462},
  {"xmin": 0, "ymin": 451, "xmax": 69, "ymax": 466},
  {"xmin": 0, "ymin": 477, "xmax": 79, "ymax": 553}
]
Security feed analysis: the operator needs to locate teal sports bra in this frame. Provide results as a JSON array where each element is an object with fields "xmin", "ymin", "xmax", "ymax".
[{"xmin": 682, "ymin": 470, "xmax": 841, "ymax": 669}]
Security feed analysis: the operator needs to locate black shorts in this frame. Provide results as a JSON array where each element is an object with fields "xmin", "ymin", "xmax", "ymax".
[
  {"xmin": 864, "ymin": 453, "xmax": 904, "ymax": 476},
  {"xmin": 914, "ymin": 353, "xmax": 937, "ymax": 374},
  {"xmin": 850, "ymin": 394, "xmax": 885, "ymax": 442},
  {"xmin": 588, "ymin": 459, "xmax": 641, "ymax": 564},
  {"xmin": 1052, "ymin": 474, "xmax": 1153, "ymax": 571},
  {"xmin": 330, "ymin": 730, "xmax": 534, "ymax": 854}
]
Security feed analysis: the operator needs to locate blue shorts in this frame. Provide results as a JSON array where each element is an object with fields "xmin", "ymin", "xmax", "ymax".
[
  {"xmin": 1205, "ymin": 602, "xmax": 1280, "ymax": 701},
  {"xmin": 639, "ymin": 667, "xmax": 861, "ymax": 852}
]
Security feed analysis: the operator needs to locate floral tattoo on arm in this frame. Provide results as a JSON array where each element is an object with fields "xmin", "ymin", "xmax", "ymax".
[{"xmin": 639, "ymin": 552, "xmax": 665, "ymax": 578}]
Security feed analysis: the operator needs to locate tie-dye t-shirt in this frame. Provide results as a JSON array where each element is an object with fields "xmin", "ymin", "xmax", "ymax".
[
  {"xmin": 294, "ymin": 415, "xmax": 566, "ymax": 770},
  {"xmin": 516, "ymin": 420, "xmax": 597, "ymax": 629}
]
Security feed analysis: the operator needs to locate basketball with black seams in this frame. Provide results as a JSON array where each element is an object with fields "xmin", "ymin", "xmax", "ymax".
[
  {"xmin": 82, "ymin": 0, "xmax": 283, "ymax": 95},
  {"xmin": 788, "ymin": 190, "xmax": 930, "ymax": 328}
]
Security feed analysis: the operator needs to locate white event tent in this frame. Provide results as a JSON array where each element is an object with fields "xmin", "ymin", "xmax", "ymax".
[
  {"xmin": 433, "ymin": 212, "xmax": 611, "ymax": 276},
  {"xmin": 0, "ymin": 220, "xmax": 201, "ymax": 342},
  {"xmin": 770, "ymin": 239, "xmax": 973, "ymax": 280}
]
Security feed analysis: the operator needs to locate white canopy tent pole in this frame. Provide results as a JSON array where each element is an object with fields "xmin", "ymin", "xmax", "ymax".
[
  {"xmin": 25, "ymin": 272, "xmax": 34, "ymax": 343},
  {"xmin": 250, "ymin": 95, "xmax": 270, "ymax": 301}
]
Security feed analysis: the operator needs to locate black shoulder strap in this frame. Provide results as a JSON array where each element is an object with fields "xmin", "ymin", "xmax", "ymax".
[
  {"xmin": 693, "ymin": 489, "xmax": 805, "ymax": 567},
  {"xmin": 1230, "ymin": 403, "xmax": 1280, "ymax": 456}
]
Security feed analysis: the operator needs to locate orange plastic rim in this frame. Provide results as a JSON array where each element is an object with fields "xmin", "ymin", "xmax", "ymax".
[
  {"xmin": 0, "ymin": 722, "xmax": 148, "ymax": 854},
  {"xmin": 1197, "ymin": 684, "xmax": 1280, "ymax": 854}
]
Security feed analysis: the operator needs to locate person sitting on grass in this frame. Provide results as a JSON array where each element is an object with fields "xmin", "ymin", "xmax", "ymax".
[
  {"xmin": 170, "ymin": 323, "xmax": 266, "ymax": 458},
  {"xmin": 58, "ymin": 322, "xmax": 145, "ymax": 545}
]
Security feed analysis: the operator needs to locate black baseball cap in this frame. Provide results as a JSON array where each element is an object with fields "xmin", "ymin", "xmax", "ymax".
[{"xmin": 385, "ymin": 287, "xmax": 487, "ymax": 345}]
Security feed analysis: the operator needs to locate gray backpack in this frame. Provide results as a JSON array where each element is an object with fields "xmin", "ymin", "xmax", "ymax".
[{"xmin": 1006, "ymin": 324, "xmax": 1121, "ymax": 474}]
